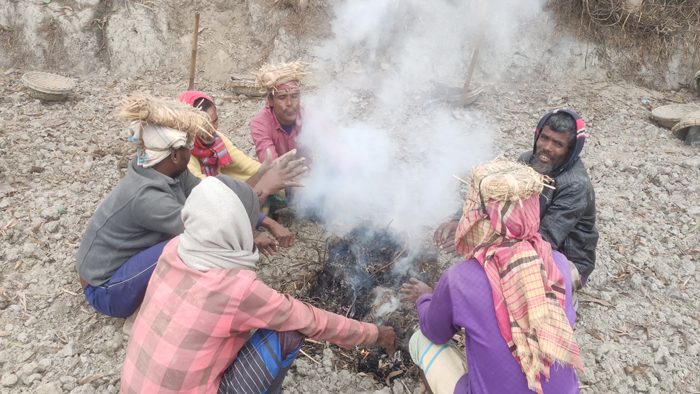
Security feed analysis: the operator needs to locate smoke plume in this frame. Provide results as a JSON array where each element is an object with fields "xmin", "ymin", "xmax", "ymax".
[
  {"xmin": 296, "ymin": 0, "xmax": 545, "ymax": 235},
  {"xmin": 293, "ymin": 0, "xmax": 548, "ymax": 316}
]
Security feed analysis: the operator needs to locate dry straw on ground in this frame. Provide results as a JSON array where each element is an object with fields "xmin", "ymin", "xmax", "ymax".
[
  {"xmin": 117, "ymin": 93, "xmax": 212, "ymax": 137},
  {"xmin": 254, "ymin": 60, "xmax": 311, "ymax": 93},
  {"xmin": 465, "ymin": 157, "xmax": 552, "ymax": 203},
  {"xmin": 551, "ymin": 0, "xmax": 700, "ymax": 84}
]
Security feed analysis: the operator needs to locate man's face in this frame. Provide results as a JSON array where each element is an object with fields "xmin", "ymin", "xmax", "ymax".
[
  {"xmin": 530, "ymin": 125, "xmax": 569, "ymax": 175},
  {"xmin": 270, "ymin": 89, "xmax": 300, "ymax": 126},
  {"xmin": 199, "ymin": 107, "xmax": 219, "ymax": 146}
]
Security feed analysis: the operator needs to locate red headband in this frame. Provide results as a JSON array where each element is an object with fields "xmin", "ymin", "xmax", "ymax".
[{"xmin": 270, "ymin": 81, "xmax": 300, "ymax": 93}]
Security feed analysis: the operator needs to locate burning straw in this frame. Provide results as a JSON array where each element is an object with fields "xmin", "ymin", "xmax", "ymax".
[{"xmin": 117, "ymin": 93, "xmax": 212, "ymax": 138}]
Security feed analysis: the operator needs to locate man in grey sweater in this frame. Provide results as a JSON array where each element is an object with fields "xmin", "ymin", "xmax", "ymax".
[{"xmin": 77, "ymin": 121, "xmax": 305, "ymax": 318}]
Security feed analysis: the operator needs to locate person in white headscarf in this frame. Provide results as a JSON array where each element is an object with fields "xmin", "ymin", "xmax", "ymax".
[
  {"xmin": 121, "ymin": 176, "xmax": 397, "ymax": 394},
  {"xmin": 128, "ymin": 121, "xmax": 194, "ymax": 168},
  {"xmin": 76, "ymin": 117, "xmax": 306, "ymax": 319}
]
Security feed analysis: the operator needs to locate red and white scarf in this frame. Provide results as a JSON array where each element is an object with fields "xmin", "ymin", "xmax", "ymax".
[{"xmin": 191, "ymin": 134, "xmax": 232, "ymax": 177}]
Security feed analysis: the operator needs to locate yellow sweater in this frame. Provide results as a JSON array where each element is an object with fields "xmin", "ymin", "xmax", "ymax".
[
  {"xmin": 188, "ymin": 132, "xmax": 260, "ymax": 182},
  {"xmin": 187, "ymin": 133, "xmax": 285, "ymax": 198}
]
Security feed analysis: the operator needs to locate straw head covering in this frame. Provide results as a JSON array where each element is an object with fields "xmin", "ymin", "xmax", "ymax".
[
  {"xmin": 118, "ymin": 93, "xmax": 214, "ymax": 167},
  {"xmin": 118, "ymin": 93, "xmax": 213, "ymax": 138},
  {"xmin": 254, "ymin": 60, "xmax": 310, "ymax": 94},
  {"xmin": 467, "ymin": 157, "xmax": 552, "ymax": 208}
]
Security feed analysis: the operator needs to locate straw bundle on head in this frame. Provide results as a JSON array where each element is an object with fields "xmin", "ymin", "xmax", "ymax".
[
  {"xmin": 117, "ymin": 93, "xmax": 212, "ymax": 138},
  {"xmin": 469, "ymin": 157, "xmax": 552, "ymax": 204},
  {"xmin": 253, "ymin": 60, "xmax": 310, "ymax": 93}
]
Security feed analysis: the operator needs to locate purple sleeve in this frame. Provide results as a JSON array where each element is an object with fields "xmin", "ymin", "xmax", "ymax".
[
  {"xmin": 415, "ymin": 272, "xmax": 459, "ymax": 344},
  {"xmin": 256, "ymin": 213, "xmax": 266, "ymax": 229}
]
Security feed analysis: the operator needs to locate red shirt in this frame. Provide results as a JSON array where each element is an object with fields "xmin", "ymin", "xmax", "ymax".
[{"xmin": 250, "ymin": 102, "xmax": 305, "ymax": 163}]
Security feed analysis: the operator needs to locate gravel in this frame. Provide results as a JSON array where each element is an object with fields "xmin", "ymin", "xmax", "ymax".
[{"xmin": 1, "ymin": 12, "xmax": 700, "ymax": 394}]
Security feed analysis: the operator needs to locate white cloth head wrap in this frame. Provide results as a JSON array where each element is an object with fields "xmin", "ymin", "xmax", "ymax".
[
  {"xmin": 177, "ymin": 177, "xmax": 259, "ymax": 271},
  {"xmin": 129, "ymin": 121, "xmax": 192, "ymax": 168}
]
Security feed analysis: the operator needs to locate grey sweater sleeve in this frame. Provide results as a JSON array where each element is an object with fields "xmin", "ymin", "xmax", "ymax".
[{"xmin": 132, "ymin": 186, "xmax": 186, "ymax": 236}]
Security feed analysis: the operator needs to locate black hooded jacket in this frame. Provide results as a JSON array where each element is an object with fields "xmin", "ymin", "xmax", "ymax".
[{"xmin": 519, "ymin": 110, "xmax": 599, "ymax": 278}]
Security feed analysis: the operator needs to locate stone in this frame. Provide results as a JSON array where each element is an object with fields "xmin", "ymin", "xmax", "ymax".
[
  {"xmin": 40, "ymin": 207, "xmax": 60, "ymax": 220},
  {"xmin": 36, "ymin": 383, "xmax": 62, "ymax": 394},
  {"xmin": 60, "ymin": 376, "xmax": 78, "ymax": 391},
  {"xmin": 21, "ymin": 361, "xmax": 38, "ymax": 376},
  {"xmin": 37, "ymin": 358, "xmax": 51, "ymax": 372},
  {"xmin": 70, "ymin": 384, "xmax": 97, "ymax": 394},
  {"xmin": 23, "ymin": 242, "xmax": 45, "ymax": 259},
  {"xmin": 59, "ymin": 341, "xmax": 81, "ymax": 357},
  {"xmin": 0, "ymin": 374, "xmax": 17, "ymax": 387}
]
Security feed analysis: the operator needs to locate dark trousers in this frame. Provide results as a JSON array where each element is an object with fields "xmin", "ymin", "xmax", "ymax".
[{"xmin": 82, "ymin": 240, "xmax": 169, "ymax": 318}]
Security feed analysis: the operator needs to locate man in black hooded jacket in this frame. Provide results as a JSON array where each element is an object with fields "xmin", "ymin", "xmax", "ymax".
[{"xmin": 434, "ymin": 109, "xmax": 599, "ymax": 282}]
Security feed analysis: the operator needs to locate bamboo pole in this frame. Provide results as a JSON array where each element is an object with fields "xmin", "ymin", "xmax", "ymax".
[
  {"xmin": 188, "ymin": 12, "xmax": 200, "ymax": 91},
  {"xmin": 460, "ymin": 30, "xmax": 485, "ymax": 106}
]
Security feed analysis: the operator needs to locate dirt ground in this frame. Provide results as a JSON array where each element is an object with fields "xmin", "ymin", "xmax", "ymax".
[
  {"xmin": 2, "ymin": 1, "xmax": 700, "ymax": 394},
  {"xmin": 1, "ymin": 67, "xmax": 700, "ymax": 394}
]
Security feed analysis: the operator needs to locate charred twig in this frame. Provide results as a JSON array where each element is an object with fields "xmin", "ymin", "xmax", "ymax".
[
  {"xmin": 381, "ymin": 219, "xmax": 394, "ymax": 235},
  {"xmin": 370, "ymin": 247, "xmax": 406, "ymax": 278},
  {"xmin": 299, "ymin": 349, "xmax": 321, "ymax": 366},
  {"xmin": 346, "ymin": 298, "xmax": 356, "ymax": 317}
]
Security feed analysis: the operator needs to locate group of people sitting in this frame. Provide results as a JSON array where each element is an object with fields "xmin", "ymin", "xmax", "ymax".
[{"xmin": 75, "ymin": 61, "xmax": 599, "ymax": 394}]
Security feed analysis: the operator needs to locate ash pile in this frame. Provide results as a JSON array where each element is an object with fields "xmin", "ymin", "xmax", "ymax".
[{"xmin": 303, "ymin": 224, "xmax": 441, "ymax": 388}]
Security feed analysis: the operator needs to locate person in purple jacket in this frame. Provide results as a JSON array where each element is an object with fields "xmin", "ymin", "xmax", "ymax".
[{"xmin": 400, "ymin": 159, "xmax": 583, "ymax": 394}]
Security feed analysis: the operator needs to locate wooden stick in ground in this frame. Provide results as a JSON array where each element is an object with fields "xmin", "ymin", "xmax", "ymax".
[
  {"xmin": 460, "ymin": 29, "xmax": 485, "ymax": 106},
  {"xmin": 370, "ymin": 247, "xmax": 406, "ymax": 277},
  {"xmin": 188, "ymin": 11, "xmax": 200, "ymax": 91}
]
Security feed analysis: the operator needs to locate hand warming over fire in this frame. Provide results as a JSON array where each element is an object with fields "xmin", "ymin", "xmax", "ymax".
[
  {"xmin": 261, "ymin": 149, "xmax": 307, "ymax": 188},
  {"xmin": 374, "ymin": 326, "xmax": 397, "ymax": 358},
  {"xmin": 433, "ymin": 221, "xmax": 459, "ymax": 254},
  {"xmin": 269, "ymin": 222, "xmax": 294, "ymax": 247},
  {"xmin": 399, "ymin": 278, "xmax": 433, "ymax": 303},
  {"xmin": 254, "ymin": 232, "xmax": 278, "ymax": 256}
]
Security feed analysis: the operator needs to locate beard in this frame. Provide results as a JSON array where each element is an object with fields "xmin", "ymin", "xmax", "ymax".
[{"xmin": 529, "ymin": 152, "xmax": 553, "ymax": 175}]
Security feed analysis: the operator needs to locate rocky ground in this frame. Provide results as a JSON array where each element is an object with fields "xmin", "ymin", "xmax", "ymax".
[{"xmin": 1, "ymin": 64, "xmax": 700, "ymax": 394}]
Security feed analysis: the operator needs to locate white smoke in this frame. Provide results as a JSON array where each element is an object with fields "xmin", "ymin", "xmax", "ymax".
[{"xmin": 294, "ymin": 0, "xmax": 547, "ymax": 238}]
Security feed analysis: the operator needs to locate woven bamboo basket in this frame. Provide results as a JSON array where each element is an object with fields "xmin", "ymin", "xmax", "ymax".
[
  {"xmin": 21, "ymin": 72, "xmax": 75, "ymax": 101},
  {"xmin": 226, "ymin": 75, "xmax": 266, "ymax": 97},
  {"xmin": 650, "ymin": 104, "xmax": 698, "ymax": 129},
  {"xmin": 671, "ymin": 111, "xmax": 700, "ymax": 141}
]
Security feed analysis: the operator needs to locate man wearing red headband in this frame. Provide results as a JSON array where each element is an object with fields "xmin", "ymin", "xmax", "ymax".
[{"xmin": 250, "ymin": 80, "xmax": 304, "ymax": 163}]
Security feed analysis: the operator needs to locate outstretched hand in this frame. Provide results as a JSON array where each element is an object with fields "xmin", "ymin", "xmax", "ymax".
[
  {"xmin": 257, "ymin": 149, "xmax": 308, "ymax": 193},
  {"xmin": 269, "ymin": 222, "xmax": 294, "ymax": 248},
  {"xmin": 399, "ymin": 278, "xmax": 433, "ymax": 303},
  {"xmin": 433, "ymin": 221, "xmax": 459, "ymax": 254},
  {"xmin": 375, "ymin": 326, "xmax": 397, "ymax": 358},
  {"xmin": 254, "ymin": 232, "xmax": 278, "ymax": 256}
]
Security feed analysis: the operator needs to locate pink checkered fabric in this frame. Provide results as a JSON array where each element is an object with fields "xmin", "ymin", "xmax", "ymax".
[{"xmin": 120, "ymin": 238, "xmax": 378, "ymax": 394}]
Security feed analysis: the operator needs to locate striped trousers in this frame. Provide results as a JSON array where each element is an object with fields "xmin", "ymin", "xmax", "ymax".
[
  {"xmin": 218, "ymin": 329, "xmax": 304, "ymax": 394},
  {"xmin": 409, "ymin": 330, "xmax": 469, "ymax": 394}
]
